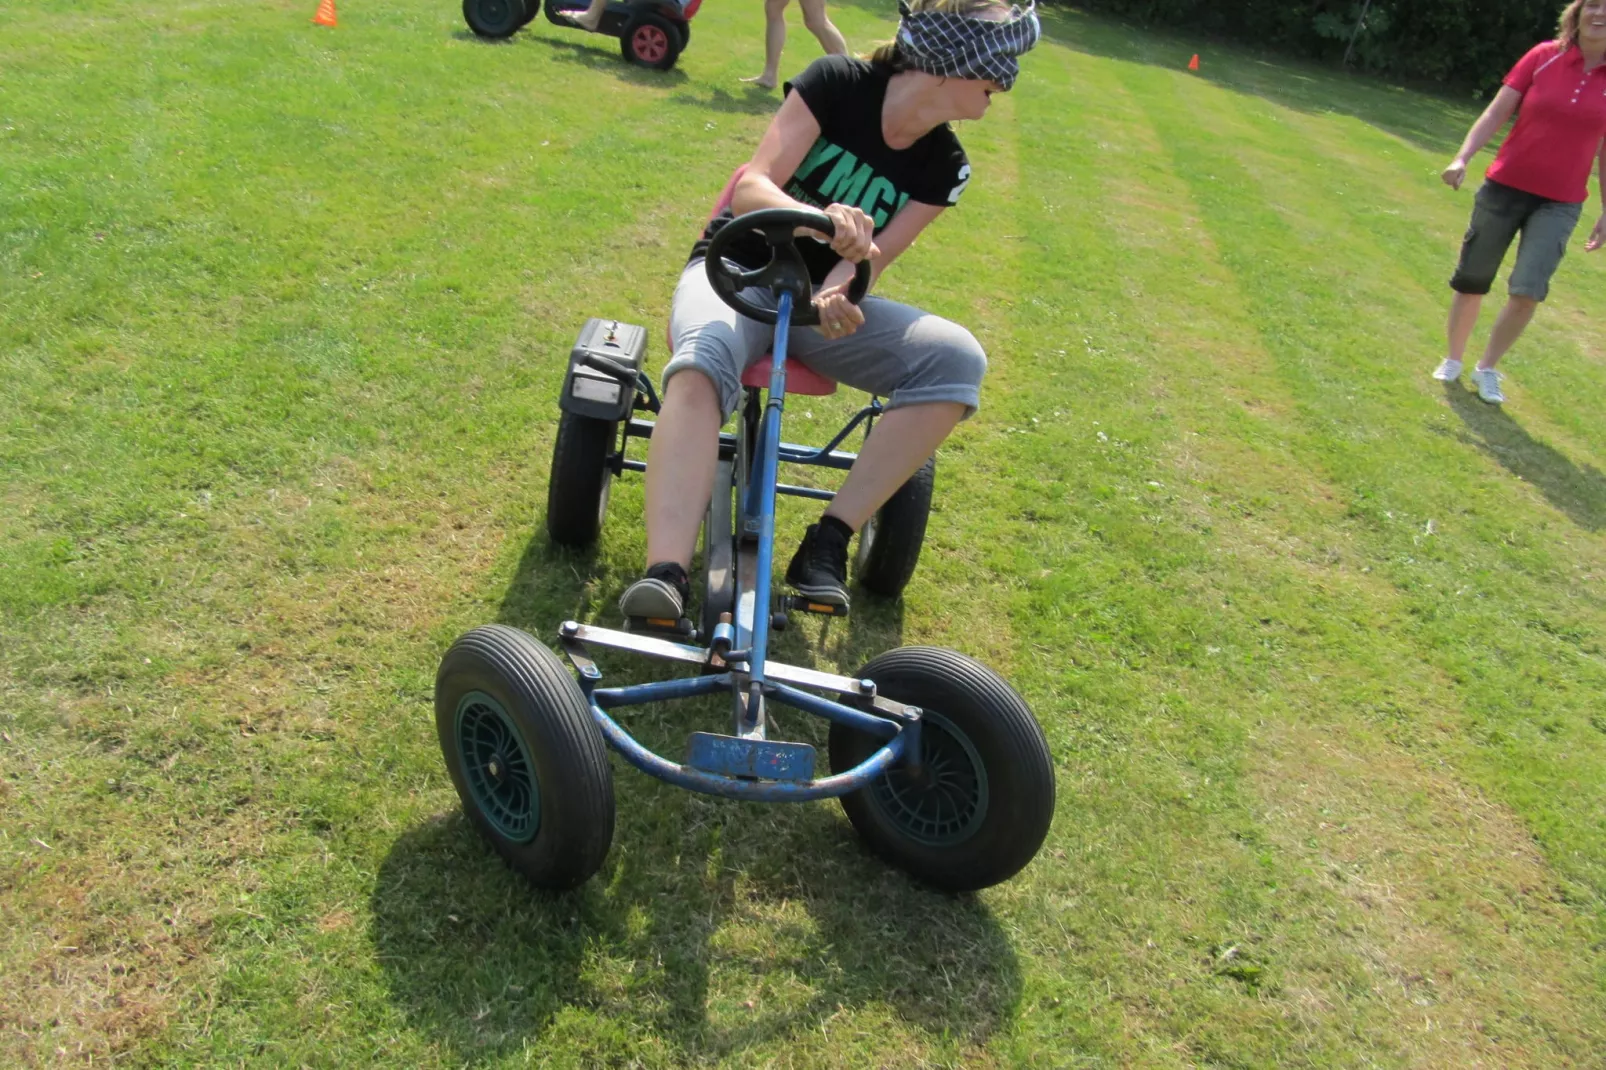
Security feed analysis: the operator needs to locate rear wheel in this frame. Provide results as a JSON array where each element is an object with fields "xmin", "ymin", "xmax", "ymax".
[
  {"xmin": 829, "ymin": 646, "xmax": 1054, "ymax": 891},
  {"xmin": 463, "ymin": 0, "xmax": 527, "ymax": 38},
  {"xmin": 546, "ymin": 410, "xmax": 616, "ymax": 547},
  {"xmin": 855, "ymin": 456, "xmax": 934, "ymax": 597},
  {"xmin": 436, "ymin": 625, "xmax": 615, "ymax": 890},
  {"xmin": 620, "ymin": 13, "xmax": 683, "ymax": 69}
]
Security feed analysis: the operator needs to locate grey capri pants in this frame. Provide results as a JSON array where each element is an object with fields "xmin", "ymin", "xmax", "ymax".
[{"xmin": 664, "ymin": 258, "xmax": 988, "ymax": 421}]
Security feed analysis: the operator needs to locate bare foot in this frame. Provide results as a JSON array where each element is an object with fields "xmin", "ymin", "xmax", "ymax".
[{"xmin": 740, "ymin": 74, "xmax": 778, "ymax": 89}]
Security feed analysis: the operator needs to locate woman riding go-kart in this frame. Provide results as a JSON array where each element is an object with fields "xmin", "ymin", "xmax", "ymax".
[{"xmin": 620, "ymin": 0, "xmax": 1043, "ymax": 624}]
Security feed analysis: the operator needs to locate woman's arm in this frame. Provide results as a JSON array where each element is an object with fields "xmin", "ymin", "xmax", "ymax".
[
  {"xmin": 812, "ymin": 201, "xmax": 947, "ymax": 340},
  {"xmin": 732, "ymin": 92, "xmax": 878, "ymax": 267},
  {"xmin": 1587, "ymin": 138, "xmax": 1606, "ymax": 251},
  {"xmin": 1443, "ymin": 86, "xmax": 1522, "ymax": 189}
]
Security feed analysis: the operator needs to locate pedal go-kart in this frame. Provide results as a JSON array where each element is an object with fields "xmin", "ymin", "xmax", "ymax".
[
  {"xmin": 434, "ymin": 201, "xmax": 1056, "ymax": 893},
  {"xmin": 463, "ymin": 0, "xmax": 700, "ymax": 71}
]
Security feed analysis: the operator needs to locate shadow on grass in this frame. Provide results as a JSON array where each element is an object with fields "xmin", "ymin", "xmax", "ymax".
[
  {"xmin": 522, "ymin": 30, "xmax": 692, "ymax": 86},
  {"xmin": 372, "ymin": 500, "xmax": 1010, "ymax": 1062},
  {"xmin": 670, "ymin": 83, "xmax": 780, "ymax": 116},
  {"xmin": 1444, "ymin": 382, "xmax": 1606, "ymax": 531},
  {"xmin": 830, "ymin": 0, "xmax": 1475, "ymax": 157}
]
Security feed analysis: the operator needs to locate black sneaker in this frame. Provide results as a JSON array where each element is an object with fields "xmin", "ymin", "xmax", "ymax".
[
  {"xmin": 619, "ymin": 562, "xmax": 691, "ymax": 620},
  {"xmin": 785, "ymin": 522, "xmax": 850, "ymax": 607}
]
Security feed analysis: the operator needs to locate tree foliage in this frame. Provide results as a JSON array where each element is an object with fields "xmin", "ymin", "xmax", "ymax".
[{"xmin": 1070, "ymin": 0, "xmax": 1567, "ymax": 92}]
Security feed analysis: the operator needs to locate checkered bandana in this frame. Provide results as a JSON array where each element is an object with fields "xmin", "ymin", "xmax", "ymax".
[{"xmin": 896, "ymin": 0, "xmax": 1040, "ymax": 91}]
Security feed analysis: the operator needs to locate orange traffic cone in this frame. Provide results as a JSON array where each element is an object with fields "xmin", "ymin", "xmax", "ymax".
[
  {"xmin": 1187, "ymin": 53, "xmax": 1199, "ymax": 71},
  {"xmin": 312, "ymin": 0, "xmax": 337, "ymax": 26}
]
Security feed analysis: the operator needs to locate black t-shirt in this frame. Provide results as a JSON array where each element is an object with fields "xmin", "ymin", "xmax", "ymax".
[{"xmin": 690, "ymin": 55, "xmax": 971, "ymax": 285}]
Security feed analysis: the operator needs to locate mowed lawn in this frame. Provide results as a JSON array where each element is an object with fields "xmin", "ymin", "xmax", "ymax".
[{"xmin": 4, "ymin": 0, "xmax": 1606, "ymax": 1065}]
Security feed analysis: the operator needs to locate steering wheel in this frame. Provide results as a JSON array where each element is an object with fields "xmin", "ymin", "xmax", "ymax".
[{"xmin": 704, "ymin": 207, "xmax": 872, "ymax": 327}]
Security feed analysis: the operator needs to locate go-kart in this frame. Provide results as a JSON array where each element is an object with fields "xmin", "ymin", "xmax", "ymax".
[
  {"xmin": 433, "ymin": 193, "xmax": 1057, "ymax": 893},
  {"xmin": 464, "ymin": 0, "xmax": 700, "ymax": 71}
]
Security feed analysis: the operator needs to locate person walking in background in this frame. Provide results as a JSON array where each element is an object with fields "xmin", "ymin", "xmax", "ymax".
[
  {"xmin": 1435, "ymin": 0, "xmax": 1606, "ymax": 404},
  {"xmin": 741, "ymin": 0, "xmax": 849, "ymax": 90}
]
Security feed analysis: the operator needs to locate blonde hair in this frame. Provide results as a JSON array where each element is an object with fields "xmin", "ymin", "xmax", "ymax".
[
  {"xmin": 868, "ymin": 0, "xmax": 1017, "ymax": 67},
  {"xmin": 1556, "ymin": 0, "xmax": 1596, "ymax": 49}
]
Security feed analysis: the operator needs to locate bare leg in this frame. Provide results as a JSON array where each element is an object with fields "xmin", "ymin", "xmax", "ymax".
[
  {"xmin": 1477, "ymin": 295, "xmax": 1538, "ymax": 370},
  {"xmin": 644, "ymin": 371, "xmax": 724, "ymax": 570},
  {"xmin": 825, "ymin": 403, "xmax": 965, "ymax": 531},
  {"xmin": 741, "ymin": 0, "xmax": 789, "ymax": 89},
  {"xmin": 797, "ymin": 0, "xmax": 846, "ymax": 56},
  {"xmin": 1446, "ymin": 291, "xmax": 1482, "ymax": 363},
  {"xmin": 559, "ymin": 0, "xmax": 609, "ymax": 30}
]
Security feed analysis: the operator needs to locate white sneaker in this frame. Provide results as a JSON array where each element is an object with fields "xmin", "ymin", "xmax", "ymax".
[
  {"xmin": 1431, "ymin": 358, "xmax": 1463, "ymax": 381},
  {"xmin": 1471, "ymin": 366, "xmax": 1505, "ymax": 404}
]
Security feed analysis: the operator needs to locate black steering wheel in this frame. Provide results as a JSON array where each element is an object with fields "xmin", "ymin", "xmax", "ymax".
[{"xmin": 704, "ymin": 207, "xmax": 872, "ymax": 327}]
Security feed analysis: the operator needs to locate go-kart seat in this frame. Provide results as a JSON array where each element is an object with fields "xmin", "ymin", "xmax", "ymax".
[{"xmin": 676, "ymin": 163, "xmax": 838, "ymax": 398}]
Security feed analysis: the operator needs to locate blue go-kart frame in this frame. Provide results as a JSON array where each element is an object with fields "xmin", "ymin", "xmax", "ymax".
[{"xmin": 434, "ymin": 208, "xmax": 1056, "ymax": 893}]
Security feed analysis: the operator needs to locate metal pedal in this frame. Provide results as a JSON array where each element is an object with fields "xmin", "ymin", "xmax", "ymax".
[
  {"xmin": 685, "ymin": 732, "xmax": 816, "ymax": 782},
  {"xmin": 781, "ymin": 595, "xmax": 849, "ymax": 618},
  {"xmin": 626, "ymin": 615, "xmax": 699, "ymax": 641}
]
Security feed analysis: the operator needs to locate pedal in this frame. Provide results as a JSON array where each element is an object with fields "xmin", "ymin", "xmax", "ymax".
[
  {"xmin": 626, "ymin": 615, "xmax": 699, "ymax": 641},
  {"xmin": 781, "ymin": 595, "xmax": 849, "ymax": 618},
  {"xmin": 686, "ymin": 732, "xmax": 816, "ymax": 782}
]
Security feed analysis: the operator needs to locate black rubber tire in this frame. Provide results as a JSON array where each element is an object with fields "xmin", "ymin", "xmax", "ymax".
[
  {"xmin": 674, "ymin": 18, "xmax": 690, "ymax": 49},
  {"xmin": 546, "ymin": 410, "xmax": 616, "ymax": 547},
  {"xmin": 619, "ymin": 12, "xmax": 683, "ymax": 69},
  {"xmin": 463, "ymin": 0, "xmax": 526, "ymax": 38},
  {"xmin": 854, "ymin": 456, "xmax": 934, "ymax": 597},
  {"xmin": 516, "ymin": 0, "xmax": 539, "ymax": 27},
  {"xmin": 829, "ymin": 646, "xmax": 1054, "ymax": 892},
  {"xmin": 436, "ymin": 625, "xmax": 615, "ymax": 890}
]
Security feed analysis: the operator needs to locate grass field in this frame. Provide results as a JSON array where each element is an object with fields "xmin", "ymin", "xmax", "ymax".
[{"xmin": 4, "ymin": 0, "xmax": 1606, "ymax": 1065}]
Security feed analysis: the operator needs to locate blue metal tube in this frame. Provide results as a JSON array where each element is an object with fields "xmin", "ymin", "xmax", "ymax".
[
  {"xmin": 590, "ymin": 702, "xmax": 908, "ymax": 801},
  {"xmin": 746, "ymin": 289, "xmax": 794, "ymax": 686},
  {"xmin": 591, "ymin": 672, "xmax": 733, "ymax": 710},
  {"xmin": 766, "ymin": 682, "xmax": 901, "ymax": 740}
]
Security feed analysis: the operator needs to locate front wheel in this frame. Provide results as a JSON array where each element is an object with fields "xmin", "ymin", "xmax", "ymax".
[
  {"xmin": 620, "ymin": 13, "xmax": 683, "ymax": 69},
  {"xmin": 546, "ymin": 410, "xmax": 616, "ymax": 547},
  {"xmin": 855, "ymin": 456, "xmax": 934, "ymax": 597},
  {"xmin": 463, "ymin": 0, "xmax": 527, "ymax": 38},
  {"xmin": 436, "ymin": 625, "xmax": 615, "ymax": 890},
  {"xmin": 829, "ymin": 646, "xmax": 1054, "ymax": 891}
]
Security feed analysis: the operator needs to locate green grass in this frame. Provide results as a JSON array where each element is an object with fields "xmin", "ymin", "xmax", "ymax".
[{"xmin": 4, "ymin": 0, "xmax": 1606, "ymax": 1065}]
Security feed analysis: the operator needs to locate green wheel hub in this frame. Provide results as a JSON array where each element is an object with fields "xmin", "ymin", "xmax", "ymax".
[
  {"xmin": 455, "ymin": 690, "xmax": 540, "ymax": 843},
  {"xmin": 869, "ymin": 711, "xmax": 989, "ymax": 847}
]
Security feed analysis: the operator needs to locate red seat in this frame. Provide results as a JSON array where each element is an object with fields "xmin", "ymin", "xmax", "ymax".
[{"xmin": 741, "ymin": 354, "xmax": 838, "ymax": 395}]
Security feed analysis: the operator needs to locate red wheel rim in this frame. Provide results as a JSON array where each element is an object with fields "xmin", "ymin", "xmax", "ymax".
[{"xmin": 632, "ymin": 25, "xmax": 669, "ymax": 61}]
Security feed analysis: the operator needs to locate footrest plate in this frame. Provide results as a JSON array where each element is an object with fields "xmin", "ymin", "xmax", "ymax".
[
  {"xmin": 626, "ymin": 615, "xmax": 699, "ymax": 640},
  {"xmin": 686, "ymin": 732, "xmax": 817, "ymax": 782},
  {"xmin": 781, "ymin": 595, "xmax": 849, "ymax": 617}
]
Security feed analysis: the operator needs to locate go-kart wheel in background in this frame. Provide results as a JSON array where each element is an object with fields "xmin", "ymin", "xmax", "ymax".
[
  {"xmin": 546, "ymin": 410, "xmax": 616, "ymax": 547},
  {"xmin": 516, "ymin": 0, "xmax": 539, "ymax": 27},
  {"xmin": 620, "ymin": 13, "xmax": 683, "ymax": 69},
  {"xmin": 674, "ymin": 18, "xmax": 690, "ymax": 49},
  {"xmin": 854, "ymin": 456, "xmax": 934, "ymax": 597},
  {"xmin": 463, "ymin": 0, "xmax": 527, "ymax": 38},
  {"xmin": 436, "ymin": 625, "xmax": 615, "ymax": 890},
  {"xmin": 829, "ymin": 646, "xmax": 1055, "ymax": 892}
]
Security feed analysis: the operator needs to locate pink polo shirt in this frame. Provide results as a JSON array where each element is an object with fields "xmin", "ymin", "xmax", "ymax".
[{"xmin": 1487, "ymin": 42, "xmax": 1606, "ymax": 203}]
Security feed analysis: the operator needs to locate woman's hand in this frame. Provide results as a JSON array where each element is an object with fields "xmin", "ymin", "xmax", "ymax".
[
  {"xmin": 812, "ymin": 281, "xmax": 865, "ymax": 341},
  {"xmin": 1441, "ymin": 159, "xmax": 1468, "ymax": 190},
  {"xmin": 1587, "ymin": 214, "xmax": 1606, "ymax": 252},
  {"xmin": 818, "ymin": 203, "xmax": 879, "ymax": 263}
]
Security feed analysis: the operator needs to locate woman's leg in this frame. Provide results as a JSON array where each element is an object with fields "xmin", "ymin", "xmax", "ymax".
[
  {"xmin": 740, "ymin": 0, "xmax": 790, "ymax": 89},
  {"xmin": 643, "ymin": 369, "xmax": 723, "ymax": 570},
  {"xmin": 1446, "ymin": 291, "xmax": 1482, "ymax": 364},
  {"xmin": 825, "ymin": 402, "xmax": 965, "ymax": 529},
  {"xmin": 1483, "ymin": 198, "xmax": 1583, "ymax": 370},
  {"xmin": 1476, "ymin": 296, "xmax": 1538, "ymax": 371},
  {"xmin": 796, "ymin": 0, "xmax": 847, "ymax": 56}
]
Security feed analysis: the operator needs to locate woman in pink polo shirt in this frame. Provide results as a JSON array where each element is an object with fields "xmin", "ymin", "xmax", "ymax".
[{"xmin": 1436, "ymin": 0, "xmax": 1606, "ymax": 404}]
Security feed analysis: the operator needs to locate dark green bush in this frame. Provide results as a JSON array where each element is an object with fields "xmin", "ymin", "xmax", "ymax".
[{"xmin": 1069, "ymin": 0, "xmax": 1567, "ymax": 93}]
